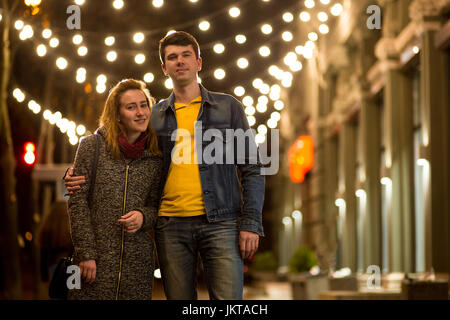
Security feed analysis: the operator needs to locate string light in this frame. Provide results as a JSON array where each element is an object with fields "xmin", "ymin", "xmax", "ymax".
[
  {"xmin": 259, "ymin": 46, "xmax": 271, "ymax": 57},
  {"xmin": 15, "ymin": 20, "xmax": 24, "ymax": 30},
  {"xmin": 77, "ymin": 45, "xmax": 88, "ymax": 56},
  {"xmin": 319, "ymin": 24, "xmax": 329, "ymax": 34},
  {"xmin": 49, "ymin": 37, "xmax": 59, "ymax": 48},
  {"xmin": 72, "ymin": 34, "xmax": 83, "ymax": 45},
  {"xmin": 105, "ymin": 36, "xmax": 115, "ymax": 46},
  {"xmin": 19, "ymin": 25, "xmax": 34, "ymax": 40},
  {"xmin": 229, "ymin": 7, "xmax": 240, "ymax": 18},
  {"xmin": 247, "ymin": 115, "xmax": 256, "ymax": 127},
  {"xmin": 308, "ymin": 32, "xmax": 318, "ymax": 41},
  {"xmin": 133, "ymin": 32, "xmax": 145, "ymax": 44},
  {"xmin": 13, "ymin": 89, "xmax": 26, "ymax": 102},
  {"xmin": 42, "ymin": 28, "xmax": 52, "ymax": 39},
  {"xmin": 76, "ymin": 67, "xmax": 86, "ymax": 83},
  {"xmin": 299, "ymin": 11, "xmax": 311, "ymax": 22},
  {"xmin": 331, "ymin": 3, "xmax": 343, "ymax": 16},
  {"xmin": 234, "ymin": 86, "xmax": 245, "ymax": 97},
  {"xmin": 106, "ymin": 50, "xmax": 117, "ymax": 62},
  {"xmin": 135, "ymin": 53, "xmax": 146, "ymax": 64},
  {"xmin": 252, "ymin": 78, "xmax": 263, "ymax": 89},
  {"xmin": 274, "ymin": 100, "xmax": 285, "ymax": 111},
  {"xmin": 74, "ymin": 0, "xmax": 85, "ymax": 5},
  {"xmin": 144, "ymin": 72, "xmax": 154, "ymax": 83},
  {"xmin": 113, "ymin": 0, "xmax": 124, "ymax": 10},
  {"xmin": 261, "ymin": 24, "xmax": 273, "ymax": 35},
  {"xmin": 237, "ymin": 57, "xmax": 249, "ymax": 69},
  {"xmin": 282, "ymin": 12, "xmax": 294, "ymax": 23},
  {"xmin": 318, "ymin": 12, "xmax": 328, "ymax": 22},
  {"xmin": 56, "ymin": 57, "xmax": 68, "ymax": 70},
  {"xmin": 256, "ymin": 103, "xmax": 267, "ymax": 113},
  {"xmin": 304, "ymin": 0, "xmax": 315, "ymax": 9},
  {"xmin": 36, "ymin": 44, "xmax": 47, "ymax": 57},
  {"xmin": 152, "ymin": 0, "xmax": 164, "ymax": 8},
  {"xmin": 199, "ymin": 20, "xmax": 210, "ymax": 31},
  {"xmin": 213, "ymin": 43, "xmax": 225, "ymax": 54},
  {"xmin": 282, "ymin": 31, "xmax": 293, "ymax": 42},
  {"xmin": 245, "ymin": 106, "xmax": 256, "ymax": 116},
  {"xmin": 12, "ymin": 0, "xmax": 341, "ymax": 135},
  {"xmin": 242, "ymin": 96, "xmax": 254, "ymax": 107},
  {"xmin": 214, "ymin": 68, "xmax": 226, "ymax": 80},
  {"xmin": 164, "ymin": 78, "xmax": 173, "ymax": 89},
  {"xmin": 235, "ymin": 34, "xmax": 246, "ymax": 44},
  {"xmin": 14, "ymin": 87, "xmax": 88, "ymax": 145}
]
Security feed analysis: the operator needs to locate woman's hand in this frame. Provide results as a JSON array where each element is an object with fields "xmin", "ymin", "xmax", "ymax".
[
  {"xmin": 118, "ymin": 211, "xmax": 143, "ymax": 233},
  {"xmin": 79, "ymin": 260, "xmax": 96, "ymax": 284}
]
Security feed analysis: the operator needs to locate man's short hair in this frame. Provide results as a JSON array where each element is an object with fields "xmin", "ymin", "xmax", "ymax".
[{"xmin": 159, "ymin": 31, "xmax": 201, "ymax": 64}]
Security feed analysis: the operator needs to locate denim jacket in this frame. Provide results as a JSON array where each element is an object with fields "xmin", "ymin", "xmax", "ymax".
[{"xmin": 151, "ymin": 84, "xmax": 265, "ymax": 236}]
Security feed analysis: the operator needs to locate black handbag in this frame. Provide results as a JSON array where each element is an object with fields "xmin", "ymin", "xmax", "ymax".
[
  {"xmin": 49, "ymin": 133, "xmax": 100, "ymax": 299},
  {"xmin": 49, "ymin": 256, "xmax": 73, "ymax": 299}
]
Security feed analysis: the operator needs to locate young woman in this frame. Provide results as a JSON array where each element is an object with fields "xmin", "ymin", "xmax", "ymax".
[{"xmin": 67, "ymin": 79, "xmax": 162, "ymax": 300}]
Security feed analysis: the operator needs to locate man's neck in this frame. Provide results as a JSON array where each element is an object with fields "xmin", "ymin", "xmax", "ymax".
[{"xmin": 173, "ymin": 80, "xmax": 201, "ymax": 105}]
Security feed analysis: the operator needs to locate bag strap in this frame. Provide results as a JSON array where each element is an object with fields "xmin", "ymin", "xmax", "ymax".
[{"xmin": 87, "ymin": 133, "xmax": 100, "ymax": 208}]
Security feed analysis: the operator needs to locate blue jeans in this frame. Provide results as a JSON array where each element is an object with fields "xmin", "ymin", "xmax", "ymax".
[{"xmin": 155, "ymin": 215, "xmax": 243, "ymax": 300}]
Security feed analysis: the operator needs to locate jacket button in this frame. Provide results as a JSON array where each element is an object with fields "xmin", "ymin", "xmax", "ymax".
[{"xmin": 204, "ymin": 191, "xmax": 209, "ymax": 195}]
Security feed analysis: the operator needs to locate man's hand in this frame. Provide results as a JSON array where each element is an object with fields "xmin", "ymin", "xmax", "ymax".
[
  {"xmin": 239, "ymin": 231, "xmax": 259, "ymax": 260},
  {"xmin": 79, "ymin": 259, "xmax": 96, "ymax": 284},
  {"xmin": 64, "ymin": 167, "xmax": 86, "ymax": 194},
  {"xmin": 118, "ymin": 211, "xmax": 143, "ymax": 233}
]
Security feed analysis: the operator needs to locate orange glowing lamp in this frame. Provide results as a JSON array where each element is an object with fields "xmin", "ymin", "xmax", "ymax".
[{"xmin": 289, "ymin": 136, "xmax": 314, "ymax": 183}]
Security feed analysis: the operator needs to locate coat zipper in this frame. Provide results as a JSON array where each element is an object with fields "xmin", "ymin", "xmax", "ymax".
[{"xmin": 115, "ymin": 164, "xmax": 129, "ymax": 300}]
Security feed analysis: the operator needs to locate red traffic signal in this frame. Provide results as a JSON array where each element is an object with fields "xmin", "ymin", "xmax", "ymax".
[{"xmin": 23, "ymin": 142, "xmax": 36, "ymax": 165}]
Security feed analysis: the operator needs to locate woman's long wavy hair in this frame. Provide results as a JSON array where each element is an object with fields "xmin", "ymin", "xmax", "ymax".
[{"xmin": 99, "ymin": 79, "xmax": 160, "ymax": 158}]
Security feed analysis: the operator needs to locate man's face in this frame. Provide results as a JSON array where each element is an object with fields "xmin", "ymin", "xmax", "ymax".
[{"xmin": 161, "ymin": 45, "xmax": 202, "ymax": 86}]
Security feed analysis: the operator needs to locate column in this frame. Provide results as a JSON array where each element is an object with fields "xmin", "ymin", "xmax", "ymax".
[{"xmin": 411, "ymin": 0, "xmax": 450, "ymax": 273}]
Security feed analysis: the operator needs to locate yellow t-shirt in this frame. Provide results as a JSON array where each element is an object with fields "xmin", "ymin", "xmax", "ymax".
[{"xmin": 158, "ymin": 96, "xmax": 206, "ymax": 217}]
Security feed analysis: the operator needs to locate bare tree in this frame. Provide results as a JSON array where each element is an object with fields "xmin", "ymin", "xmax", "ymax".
[{"xmin": 0, "ymin": 0, "xmax": 22, "ymax": 299}]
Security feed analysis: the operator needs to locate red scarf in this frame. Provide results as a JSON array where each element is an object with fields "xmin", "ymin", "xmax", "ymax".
[{"xmin": 118, "ymin": 132, "xmax": 148, "ymax": 159}]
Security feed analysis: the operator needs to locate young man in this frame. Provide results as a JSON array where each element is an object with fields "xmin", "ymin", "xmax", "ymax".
[{"xmin": 65, "ymin": 31, "xmax": 265, "ymax": 300}]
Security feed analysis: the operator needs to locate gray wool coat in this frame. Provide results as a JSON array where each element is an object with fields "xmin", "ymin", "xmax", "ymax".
[{"xmin": 67, "ymin": 127, "xmax": 162, "ymax": 300}]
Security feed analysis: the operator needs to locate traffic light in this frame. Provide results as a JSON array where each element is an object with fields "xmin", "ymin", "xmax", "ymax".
[{"xmin": 23, "ymin": 142, "xmax": 36, "ymax": 165}]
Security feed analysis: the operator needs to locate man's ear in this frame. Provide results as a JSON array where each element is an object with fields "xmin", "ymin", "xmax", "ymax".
[
  {"xmin": 161, "ymin": 63, "xmax": 168, "ymax": 76},
  {"xmin": 197, "ymin": 57, "xmax": 202, "ymax": 72}
]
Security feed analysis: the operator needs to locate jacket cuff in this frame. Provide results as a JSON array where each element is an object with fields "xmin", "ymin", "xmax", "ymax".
[{"xmin": 239, "ymin": 218, "xmax": 264, "ymax": 237}]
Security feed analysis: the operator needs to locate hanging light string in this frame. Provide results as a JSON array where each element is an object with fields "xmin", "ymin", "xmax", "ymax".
[
  {"xmin": 12, "ymin": 0, "xmax": 343, "ymax": 145},
  {"xmin": 12, "ymin": 87, "xmax": 88, "ymax": 146}
]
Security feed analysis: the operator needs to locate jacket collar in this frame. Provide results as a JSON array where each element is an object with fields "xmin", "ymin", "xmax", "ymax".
[{"xmin": 159, "ymin": 83, "xmax": 218, "ymax": 112}]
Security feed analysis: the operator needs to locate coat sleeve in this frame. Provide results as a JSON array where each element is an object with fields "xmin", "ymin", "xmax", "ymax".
[
  {"xmin": 67, "ymin": 135, "xmax": 98, "ymax": 262},
  {"xmin": 230, "ymin": 97, "xmax": 266, "ymax": 237},
  {"xmin": 134, "ymin": 157, "xmax": 163, "ymax": 232}
]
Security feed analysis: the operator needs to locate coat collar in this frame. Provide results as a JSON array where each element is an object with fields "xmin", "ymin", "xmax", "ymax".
[{"xmin": 158, "ymin": 83, "xmax": 218, "ymax": 112}]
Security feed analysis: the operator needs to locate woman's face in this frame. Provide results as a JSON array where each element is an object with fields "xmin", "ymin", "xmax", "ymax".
[{"xmin": 118, "ymin": 89, "xmax": 150, "ymax": 138}]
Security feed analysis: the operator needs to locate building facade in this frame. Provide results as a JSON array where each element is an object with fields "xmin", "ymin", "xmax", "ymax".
[{"xmin": 275, "ymin": 0, "xmax": 449, "ymax": 278}]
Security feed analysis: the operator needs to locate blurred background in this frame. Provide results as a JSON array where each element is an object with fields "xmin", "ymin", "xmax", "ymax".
[{"xmin": 0, "ymin": 0, "xmax": 449, "ymax": 300}]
